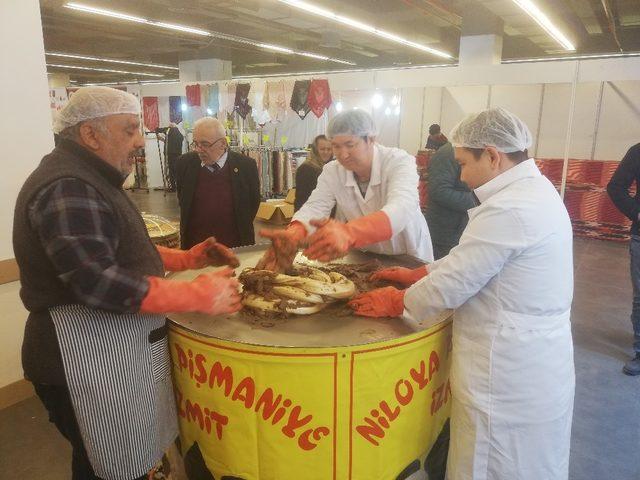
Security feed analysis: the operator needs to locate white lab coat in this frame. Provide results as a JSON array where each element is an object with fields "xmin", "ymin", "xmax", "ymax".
[
  {"xmin": 293, "ymin": 143, "xmax": 434, "ymax": 262},
  {"xmin": 404, "ymin": 159, "xmax": 575, "ymax": 480}
]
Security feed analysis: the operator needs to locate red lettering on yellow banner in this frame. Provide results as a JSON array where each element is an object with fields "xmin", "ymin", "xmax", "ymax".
[
  {"xmin": 173, "ymin": 343, "xmax": 330, "ymax": 452},
  {"xmin": 356, "ymin": 350, "xmax": 442, "ymax": 447},
  {"xmin": 175, "ymin": 387, "xmax": 229, "ymax": 440}
]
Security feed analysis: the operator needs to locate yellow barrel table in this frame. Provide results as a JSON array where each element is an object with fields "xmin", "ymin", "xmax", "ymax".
[{"xmin": 167, "ymin": 245, "xmax": 452, "ymax": 480}]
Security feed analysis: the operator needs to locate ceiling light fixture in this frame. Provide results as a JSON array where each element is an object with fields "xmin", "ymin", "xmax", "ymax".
[
  {"xmin": 258, "ymin": 43, "xmax": 295, "ymax": 54},
  {"xmin": 65, "ymin": 2, "xmax": 147, "ymax": 23},
  {"xmin": 510, "ymin": 0, "xmax": 575, "ymax": 51},
  {"xmin": 47, "ymin": 63, "xmax": 164, "ymax": 77},
  {"xmin": 46, "ymin": 52, "xmax": 179, "ymax": 70},
  {"xmin": 503, "ymin": 51, "xmax": 640, "ymax": 63},
  {"xmin": 277, "ymin": 0, "xmax": 452, "ymax": 59},
  {"xmin": 64, "ymin": 2, "xmax": 355, "ymax": 66}
]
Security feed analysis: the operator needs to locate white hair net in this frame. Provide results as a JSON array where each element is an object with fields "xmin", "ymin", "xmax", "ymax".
[
  {"xmin": 449, "ymin": 107, "xmax": 533, "ymax": 153},
  {"xmin": 53, "ymin": 86, "xmax": 141, "ymax": 134},
  {"xmin": 327, "ymin": 109, "xmax": 378, "ymax": 138}
]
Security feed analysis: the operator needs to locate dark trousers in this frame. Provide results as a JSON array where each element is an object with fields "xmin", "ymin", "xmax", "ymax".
[
  {"xmin": 33, "ymin": 383, "xmax": 148, "ymax": 480},
  {"xmin": 630, "ymin": 235, "xmax": 640, "ymax": 355}
]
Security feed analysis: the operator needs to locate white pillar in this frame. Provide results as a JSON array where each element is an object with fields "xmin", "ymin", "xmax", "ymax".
[
  {"xmin": 179, "ymin": 58, "xmax": 232, "ymax": 82},
  {"xmin": 458, "ymin": 2, "xmax": 504, "ymax": 67},
  {"xmin": 48, "ymin": 72, "xmax": 71, "ymax": 88},
  {"xmin": 0, "ymin": 0, "xmax": 54, "ymax": 388}
]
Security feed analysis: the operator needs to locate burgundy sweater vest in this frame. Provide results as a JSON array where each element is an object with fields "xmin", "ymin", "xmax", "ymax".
[{"xmin": 185, "ymin": 162, "xmax": 240, "ymax": 248}]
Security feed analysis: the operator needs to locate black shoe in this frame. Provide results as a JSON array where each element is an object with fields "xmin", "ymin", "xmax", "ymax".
[{"xmin": 622, "ymin": 355, "xmax": 640, "ymax": 376}]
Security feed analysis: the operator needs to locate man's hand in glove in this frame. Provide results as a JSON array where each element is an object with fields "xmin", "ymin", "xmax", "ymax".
[
  {"xmin": 141, "ymin": 267, "xmax": 242, "ymax": 315},
  {"xmin": 256, "ymin": 222, "xmax": 307, "ymax": 272},
  {"xmin": 348, "ymin": 286, "xmax": 406, "ymax": 318},
  {"xmin": 303, "ymin": 211, "xmax": 392, "ymax": 263},
  {"xmin": 157, "ymin": 237, "xmax": 239, "ymax": 272},
  {"xmin": 370, "ymin": 265, "xmax": 428, "ymax": 287}
]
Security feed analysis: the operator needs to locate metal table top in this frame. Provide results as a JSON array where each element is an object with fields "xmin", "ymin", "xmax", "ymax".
[{"xmin": 167, "ymin": 243, "xmax": 447, "ymax": 348}]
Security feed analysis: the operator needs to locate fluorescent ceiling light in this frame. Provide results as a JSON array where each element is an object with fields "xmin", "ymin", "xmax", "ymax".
[
  {"xmin": 65, "ymin": 2, "xmax": 146, "ymax": 23},
  {"xmin": 154, "ymin": 22, "xmax": 210, "ymax": 36},
  {"xmin": 64, "ymin": 2, "xmax": 354, "ymax": 66},
  {"xmin": 503, "ymin": 52, "xmax": 640, "ymax": 63},
  {"xmin": 277, "ymin": 0, "xmax": 452, "ymax": 59},
  {"xmin": 46, "ymin": 52, "xmax": 179, "ymax": 70},
  {"xmin": 511, "ymin": 0, "xmax": 575, "ymax": 51},
  {"xmin": 258, "ymin": 43, "xmax": 295, "ymax": 54},
  {"xmin": 47, "ymin": 63, "xmax": 164, "ymax": 77}
]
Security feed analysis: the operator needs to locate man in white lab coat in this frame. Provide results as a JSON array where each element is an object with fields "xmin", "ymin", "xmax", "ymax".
[
  {"xmin": 257, "ymin": 109, "xmax": 433, "ymax": 271},
  {"xmin": 350, "ymin": 107, "xmax": 575, "ymax": 480}
]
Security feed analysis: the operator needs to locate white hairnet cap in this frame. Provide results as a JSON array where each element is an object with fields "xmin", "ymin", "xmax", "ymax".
[
  {"xmin": 449, "ymin": 107, "xmax": 533, "ymax": 154},
  {"xmin": 53, "ymin": 86, "xmax": 141, "ymax": 134},
  {"xmin": 327, "ymin": 109, "xmax": 378, "ymax": 138}
]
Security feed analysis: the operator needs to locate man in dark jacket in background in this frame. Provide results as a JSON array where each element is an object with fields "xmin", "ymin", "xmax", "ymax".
[
  {"xmin": 607, "ymin": 142, "xmax": 640, "ymax": 376},
  {"xmin": 175, "ymin": 117, "xmax": 260, "ymax": 249},
  {"xmin": 425, "ymin": 140, "xmax": 477, "ymax": 259},
  {"xmin": 165, "ymin": 123, "xmax": 184, "ymax": 192}
]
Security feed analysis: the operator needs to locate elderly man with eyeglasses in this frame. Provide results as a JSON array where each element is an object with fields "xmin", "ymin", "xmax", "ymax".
[{"xmin": 175, "ymin": 117, "xmax": 260, "ymax": 249}]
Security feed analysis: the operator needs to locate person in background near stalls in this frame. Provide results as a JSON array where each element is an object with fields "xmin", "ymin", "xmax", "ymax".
[
  {"xmin": 257, "ymin": 109, "xmax": 433, "ymax": 272},
  {"xmin": 424, "ymin": 128, "xmax": 477, "ymax": 259},
  {"xmin": 353, "ymin": 108, "xmax": 575, "ymax": 480},
  {"xmin": 13, "ymin": 86, "xmax": 242, "ymax": 480},
  {"xmin": 425, "ymin": 123, "xmax": 448, "ymax": 150},
  {"xmin": 294, "ymin": 134, "xmax": 333, "ymax": 212},
  {"xmin": 607, "ymin": 142, "xmax": 640, "ymax": 375},
  {"xmin": 175, "ymin": 116, "xmax": 261, "ymax": 249},
  {"xmin": 165, "ymin": 122, "xmax": 184, "ymax": 192}
]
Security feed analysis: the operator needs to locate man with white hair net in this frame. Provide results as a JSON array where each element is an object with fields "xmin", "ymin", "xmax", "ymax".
[
  {"xmin": 257, "ymin": 109, "xmax": 433, "ymax": 271},
  {"xmin": 13, "ymin": 86, "xmax": 242, "ymax": 480},
  {"xmin": 352, "ymin": 107, "xmax": 575, "ymax": 480}
]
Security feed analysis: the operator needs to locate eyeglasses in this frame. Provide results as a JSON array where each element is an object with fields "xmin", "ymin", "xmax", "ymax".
[{"xmin": 190, "ymin": 137, "xmax": 226, "ymax": 150}]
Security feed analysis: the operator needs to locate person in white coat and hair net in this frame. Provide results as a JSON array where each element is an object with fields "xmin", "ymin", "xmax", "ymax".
[
  {"xmin": 257, "ymin": 109, "xmax": 433, "ymax": 271},
  {"xmin": 351, "ymin": 107, "xmax": 575, "ymax": 480}
]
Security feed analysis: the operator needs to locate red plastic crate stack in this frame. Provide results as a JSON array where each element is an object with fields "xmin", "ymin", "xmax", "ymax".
[
  {"xmin": 536, "ymin": 158, "xmax": 631, "ymax": 242},
  {"xmin": 415, "ymin": 150, "xmax": 433, "ymax": 209}
]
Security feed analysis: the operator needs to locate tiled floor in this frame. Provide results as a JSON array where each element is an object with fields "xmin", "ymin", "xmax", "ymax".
[{"xmin": 1, "ymin": 191, "xmax": 638, "ymax": 480}]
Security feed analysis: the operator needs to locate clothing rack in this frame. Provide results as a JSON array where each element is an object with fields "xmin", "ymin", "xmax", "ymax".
[{"xmin": 232, "ymin": 146, "xmax": 307, "ymax": 199}]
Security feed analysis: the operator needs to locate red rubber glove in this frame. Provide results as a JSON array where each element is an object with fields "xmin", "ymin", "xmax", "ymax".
[
  {"xmin": 157, "ymin": 237, "xmax": 239, "ymax": 272},
  {"xmin": 348, "ymin": 286, "xmax": 406, "ymax": 318},
  {"xmin": 303, "ymin": 211, "xmax": 393, "ymax": 262},
  {"xmin": 370, "ymin": 265, "xmax": 428, "ymax": 287},
  {"xmin": 256, "ymin": 221, "xmax": 307, "ymax": 272},
  {"xmin": 140, "ymin": 267, "xmax": 241, "ymax": 315}
]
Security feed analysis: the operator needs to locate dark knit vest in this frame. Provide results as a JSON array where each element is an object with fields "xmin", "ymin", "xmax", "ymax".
[
  {"xmin": 185, "ymin": 161, "xmax": 240, "ymax": 248},
  {"xmin": 13, "ymin": 139, "xmax": 163, "ymax": 383}
]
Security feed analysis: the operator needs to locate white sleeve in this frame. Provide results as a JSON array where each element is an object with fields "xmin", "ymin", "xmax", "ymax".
[
  {"xmin": 292, "ymin": 166, "xmax": 337, "ymax": 233},
  {"xmin": 380, "ymin": 151, "xmax": 421, "ymax": 235},
  {"xmin": 404, "ymin": 205, "xmax": 527, "ymax": 321}
]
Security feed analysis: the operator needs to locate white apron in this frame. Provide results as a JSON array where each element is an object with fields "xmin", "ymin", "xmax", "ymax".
[
  {"xmin": 51, "ymin": 304, "xmax": 178, "ymax": 480},
  {"xmin": 404, "ymin": 160, "xmax": 575, "ymax": 480}
]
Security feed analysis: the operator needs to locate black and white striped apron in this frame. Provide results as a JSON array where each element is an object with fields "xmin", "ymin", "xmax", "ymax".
[{"xmin": 50, "ymin": 304, "xmax": 178, "ymax": 480}]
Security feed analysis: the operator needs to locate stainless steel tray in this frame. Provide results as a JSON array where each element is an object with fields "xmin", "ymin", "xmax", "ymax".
[{"xmin": 167, "ymin": 243, "xmax": 444, "ymax": 348}]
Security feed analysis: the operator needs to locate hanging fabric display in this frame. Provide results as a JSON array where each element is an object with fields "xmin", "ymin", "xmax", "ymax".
[
  {"xmin": 264, "ymin": 80, "xmax": 287, "ymax": 123},
  {"xmin": 203, "ymin": 84, "xmax": 219, "ymax": 116},
  {"xmin": 307, "ymin": 79, "xmax": 332, "ymax": 118},
  {"xmin": 234, "ymin": 83, "xmax": 252, "ymax": 119},
  {"xmin": 169, "ymin": 96, "xmax": 183, "ymax": 124},
  {"xmin": 224, "ymin": 83, "xmax": 237, "ymax": 121},
  {"xmin": 250, "ymin": 80, "xmax": 271, "ymax": 126},
  {"xmin": 186, "ymin": 84, "xmax": 201, "ymax": 107},
  {"xmin": 142, "ymin": 97, "xmax": 159, "ymax": 132},
  {"xmin": 290, "ymin": 80, "xmax": 311, "ymax": 120},
  {"xmin": 158, "ymin": 96, "xmax": 170, "ymax": 128}
]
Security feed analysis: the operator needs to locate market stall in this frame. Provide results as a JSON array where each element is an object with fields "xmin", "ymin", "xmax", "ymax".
[{"xmin": 167, "ymin": 244, "xmax": 452, "ymax": 480}]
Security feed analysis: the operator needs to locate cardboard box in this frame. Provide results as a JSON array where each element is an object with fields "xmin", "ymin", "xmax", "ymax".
[
  {"xmin": 284, "ymin": 188, "xmax": 296, "ymax": 204},
  {"xmin": 255, "ymin": 199, "xmax": 294, "ymax": 225}
]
